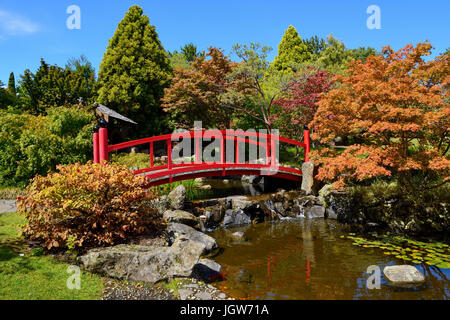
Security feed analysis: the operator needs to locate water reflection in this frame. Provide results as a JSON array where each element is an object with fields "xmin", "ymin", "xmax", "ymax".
[{"xmin": 210, "ymin": 219, "xmax": 450, "ymax": 300}]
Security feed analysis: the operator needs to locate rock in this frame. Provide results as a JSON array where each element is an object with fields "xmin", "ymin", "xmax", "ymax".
[
  {"xmin": 163, "ymin": 210, "xmax": 198, "ymax": 227},
  {"xmin": 195, "ymin": 292, "xmax": 213, "ymax": 300},
  {"xmin": 192, "ymin": 259, "xmax": 222, "ymax": 282},
  {"xmin": 218, "ymin": 293, "xmax": 226, "ymax": 299},
  {"xmin": 223, "ymin": 179, "xmax": 230, "ymax": 184},
  {"xmin": 383, "ymin": 265, "xmax": 426, "ymax": 288},
  {"xmin": 167, "ymin": 223, "xmax": 217, "ymax": 254},
  {"xmin": 271, "ymin": 190, "xmax": 286, "ymax": 202},
  {"xmin": 318, "ymin": 184, "xmax": 333, "ymax": 205},
  {"xmin": 231, "ymin": 231, "xmax": 246, "ymax": 241},
  {"xmin": 242, "ymin": 175, "xmax": 264, "ymax": 185},
  {"xmin": 227, "ymin": 195, "xmax": 255, "ymax": 211},
  {"xmin": 274, "ymin": 202, "xmax": 286, "ymax": 216},
  {"xmin": 200, "ymin": 184, "xmax": 212, "ymax": 190},
  {"xmin": 306, "ymin": 205, "xmax": 326, "ymax": 219},
  {"xmin": 194, "ymin": 178, "xmax": 204, "ymax": 185},
  {"xmin": 326, "ymin": 208, "xmax": 337, "ymax": 219},
  {"xmin": 223, "ymin": 209, "xmax": 252, "ymax": 227},
  {"xmin": 178, "ymin": 289, "xmax": 194, "ymax": 300},
  {"xmin": 301, "ymin": 162, "xmax": 315, "ymax": 195},
  {"xmin": 168, "ymin": 185, "xmax": 186, "ymax": 210},
  {"xmin": 78, "ymin": 240, "xmax": 205, "ymax": 284},
  {"xmin": 161, "ymin": 156, "xmax": 168, "ymax": 162}
]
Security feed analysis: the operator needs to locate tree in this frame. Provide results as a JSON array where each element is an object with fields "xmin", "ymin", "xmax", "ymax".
[
  {"xmin": 97, "ymin": 5, "xmax": 172, "ymax": 137},
  {"xmin": 315, "ymin": 35, "xmax": 353, "ymax": 74},
  {"xmin": 310, "ymin": 42, "xmax": 449, "ymax": 191},
  {"xmin": 0, "ymin": 81, "xmax": 14, "ymax": 109},
  {"xmin": 169, "ymin": 51, "xmax": 191, "ymax": 70},
  {"xmin": 8, "ymin": 72, "xmax": 16, "ymax": 96},
  {"xmin": 223, "ymin": 43, "xmax": 310, "ymax": 132},
  {"xmin": 302, "ymin": 36, "xmax": 327, "ymax": 57},
  {"xmin": 65, "ymin": 55, "xmax": 97, "ymax": 104},
  {"xmin": 271, "ymin": 26, "xmax": 311, "ymax": 72},
  {"xmin": 162, "ymin": 47, "xmax": 234, "ymax": 129},
  {"xmin": 181, "ymin": 43, "xmax": 202, "ymax": 62},
  {"xmin": 272, "ymin": 68, "xmax": 333, "ymax": 140},
  {"xmin": 17, "ymin": 57, "xmax": 96, "ymax": 115},
  {"xmin": 347, "ymin": 46, "xmax": 379, "ymax": 62}
]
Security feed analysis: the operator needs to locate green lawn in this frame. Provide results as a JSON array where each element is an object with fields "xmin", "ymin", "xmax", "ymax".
[{"xmin": 0, "ymin": 212, "xmax": 104, "ymax": 300}]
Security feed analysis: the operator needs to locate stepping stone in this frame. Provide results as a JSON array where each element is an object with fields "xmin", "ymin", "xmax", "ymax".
[{"xmin": 383, "ymin": 265, "xmax": 425, "ymax": 288}]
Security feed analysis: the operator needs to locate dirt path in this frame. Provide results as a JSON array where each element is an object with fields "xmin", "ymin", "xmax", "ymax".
[{"xmin": 0, "ymin": 200, "xmax": 17, "ymax": 215}]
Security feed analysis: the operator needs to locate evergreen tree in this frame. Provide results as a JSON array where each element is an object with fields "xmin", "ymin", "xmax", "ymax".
[
  {"xmin": 302, "ymin": 36, "xmax": 327, "ymax": 56},
  {"xmin": 97, "ymin": 5, "xmax": 172, "ymax": 137},
  {"xmin": 8, "ymin": 72, "xmax": 16, "ymax": 95},
  {"xmin": 181, "ymin": 43, "xmax": 202, "ymax": 62},
  {"xmin": 271, "ymin": 26, "xmax": 311, "ymax": 72}
]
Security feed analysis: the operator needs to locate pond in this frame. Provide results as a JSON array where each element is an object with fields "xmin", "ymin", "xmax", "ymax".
[{"xmin": 210, "ymin": 219, "xmax": 450, "ymax": 300}]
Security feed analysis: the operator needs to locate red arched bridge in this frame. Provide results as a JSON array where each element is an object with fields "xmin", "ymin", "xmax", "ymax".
[{"xmin": 93, "ymin": 126, "xmax": 310, "ymax": 187}]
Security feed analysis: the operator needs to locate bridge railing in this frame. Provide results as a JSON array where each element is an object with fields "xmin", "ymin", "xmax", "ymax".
[{"xmin": 92, "ymin": 126, "xmax": 311, "ymax": 184}]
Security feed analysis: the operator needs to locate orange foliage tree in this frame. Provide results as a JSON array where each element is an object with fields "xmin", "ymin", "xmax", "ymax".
[
  {"xmin": 17, "ymin": 162, "xmax": 163, "ymax": 250},
  {"xmin": 310, "ymin": 42, "xmax": 449, "ymax": 190}
]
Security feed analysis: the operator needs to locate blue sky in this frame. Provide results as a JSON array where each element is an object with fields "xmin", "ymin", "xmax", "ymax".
[{"xmin": 0, "ymin": 0, "xmax": 449, "ymax": 84}]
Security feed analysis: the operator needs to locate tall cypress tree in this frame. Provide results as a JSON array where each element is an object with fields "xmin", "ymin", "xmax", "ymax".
[
  {"xmin": 271, "ymin": 26, "xmax": 311, "ymax": 72},
  {"xmin": 8, "ymin": 72, "xmax": 16, "ymax": 95},
  {"xmin": 97, "ymin": 5, "xmax": 172, "ymax": 137}
]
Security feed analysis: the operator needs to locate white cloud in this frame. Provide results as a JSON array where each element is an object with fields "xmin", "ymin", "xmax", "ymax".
[{"xmin": 0, "ymin": 10, "xmax": 39, "ymax": 36}]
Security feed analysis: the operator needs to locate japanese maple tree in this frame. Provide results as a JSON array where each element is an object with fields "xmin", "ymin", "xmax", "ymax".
[
  {"xmin": 310, "ymin": 42, "xmax": 449, "ymax": 190},
  {"xmin": 161, "ymin": 47, "xmax": 235, "ymax": 129},
  {"xmin": 272, "ymin": 68, "xmax": 333, "ymax": 140}
]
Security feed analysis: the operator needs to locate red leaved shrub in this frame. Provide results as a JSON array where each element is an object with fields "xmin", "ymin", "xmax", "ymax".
[{"xmin": 17, "ymin": 162, "xmax": 164, "ymax": 250}]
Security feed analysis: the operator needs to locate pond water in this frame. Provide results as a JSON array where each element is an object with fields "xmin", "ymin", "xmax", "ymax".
[{"xmin": 210, "ymin": 219, "xmax": 450, "ymax": 300}]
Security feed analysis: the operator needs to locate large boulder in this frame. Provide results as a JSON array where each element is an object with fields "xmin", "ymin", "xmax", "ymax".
[
  {"xmin": 168, "ymin": 185, "xmax": 186, "ymax": 210},
  {"xmin": 167, "ymin": 223, "xmax": 217, "ymax": 254},
  {"xmin": 78, "ymin": 240, "xmax": 205, "ymax": 284},
  {"xmin": 163, "ymin": 210, "xmax": 198, "ymax": 227},
  {"xmin": 383, "ymin": 265, "xmax": 426, "ymax": 288},
  {"xmin": 223, "ymin": 209, "xmax": 252, "ymax": 227}
]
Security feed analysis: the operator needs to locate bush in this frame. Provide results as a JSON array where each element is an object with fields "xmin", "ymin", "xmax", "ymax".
[
  {"xmin": 110, "ymin": 152, "xmax": 153, "ymax": 170},
  {"xmin": 349, "ymin": 179, "xmax": 450, "ymax": 236},
  {"xmin": 0, "ymin": 106, "xmax": 95, "ymax": 188},
  {"xmin": 17, "ymin": 162, "xmax": 164, "ymax": 250}
]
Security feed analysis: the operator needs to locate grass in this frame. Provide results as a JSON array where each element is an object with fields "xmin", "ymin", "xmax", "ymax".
[
  {"xmin": 0, "ymin": 187, "xmax": 25, "ymax": 200},
  {"xmin": 0, "ymin": 212, "xmax": 104, "ymax": 300}
]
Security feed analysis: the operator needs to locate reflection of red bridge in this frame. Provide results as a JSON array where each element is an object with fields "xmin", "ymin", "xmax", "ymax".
[{"xmin": 93, "ymin": 127, "xmax": 310, "ymax": 187}]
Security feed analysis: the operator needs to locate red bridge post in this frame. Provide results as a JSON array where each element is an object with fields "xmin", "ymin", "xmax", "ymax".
[
  {"xmin": 304, "ymin": 125, "xmax": 311, "ymax": 162},
  {"xmin": 99, "ymin": 120, "xmax": 109, "ymax": 163},
  {"xmin": 93, "ymin": 125, "xmax": 100, "ymax": 164}
]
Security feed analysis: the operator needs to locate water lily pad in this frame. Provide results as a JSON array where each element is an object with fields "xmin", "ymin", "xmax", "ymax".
[{"xmin": 436, "ymin": 262, "xmax": 450, "ymax": 269}]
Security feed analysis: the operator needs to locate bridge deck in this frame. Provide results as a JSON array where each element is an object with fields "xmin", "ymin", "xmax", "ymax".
[{"xmin": 136, "ymin": 164, "xmax": 302, "ymax": 187}]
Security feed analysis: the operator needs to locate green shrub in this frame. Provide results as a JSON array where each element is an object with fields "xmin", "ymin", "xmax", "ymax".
[
  {"xmin": 17, "ymin": 162, "xmax": 164, "ymax": 250},
  {"xmin": 0, "ymin": 106, "xmax": 95, "ymax": 188},
  {"xmin": 110, "ymin": 152, "xmax": 153, "ymax": 170}
]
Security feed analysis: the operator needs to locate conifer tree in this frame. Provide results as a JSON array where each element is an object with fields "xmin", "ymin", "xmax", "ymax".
[
  {"xmin": 97, "ymin": 5, "xmax": 172, "ymax": 136},
  {"xmin": 271, "ymin": 26, "xmax": 311, "ymax": 72},
  {"xmin": 8, "ymin": 72, "xmax": 16, "ymax": 95}
]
